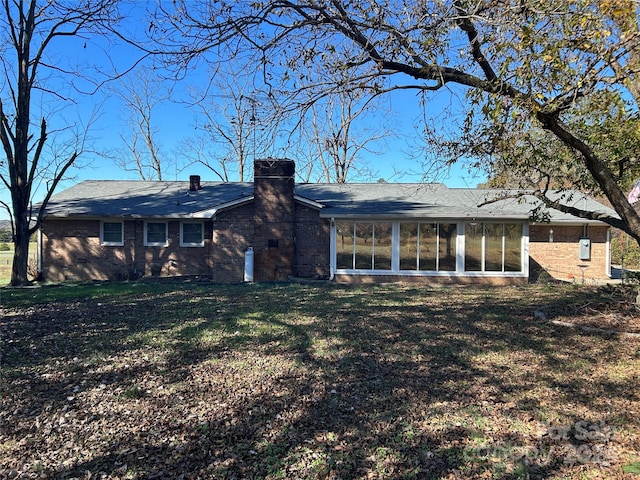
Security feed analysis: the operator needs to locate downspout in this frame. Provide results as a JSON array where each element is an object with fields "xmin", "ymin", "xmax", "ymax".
[
  {"xmin": 37, "ymin": 227, "xmax": 42, "ymax": 279},
  {"xmin": 329, "ymin": 217, "xmax": 336, "ymax": 280},
  {"xmin": 210, "ymin": 216, "xmax": 216, "ymax": 279}
]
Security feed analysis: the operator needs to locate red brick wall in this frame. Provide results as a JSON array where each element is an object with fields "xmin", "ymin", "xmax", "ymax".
[
  {"xmin": 210, "ymin": 202, "xmax": 254, "ymax": 283},
  {"xmin": 42, "ymin": 219, "xmax": 124, "ymax": 281},
  {"xmin": 41, "ymin": 219, "xmax": 214, "ymax": 282},
  {"xmin": 40, "ymin": 202, "xmax": 329, "ymax": 284},
  {"xmin": 294, "ymin": 204, "xmax": 330, "ymax": 279},
  {"xmin": 142, "ymin": 221, "xmax": 214, "ymax": 277},
  {"xmin": 41, "ymin": 218, "xmax": 612, "ymax": 284},
  {"xmin": 529, "ymin": 224, "xmax": 610, "ymax": 282},
  {"xmin": 253, "ymin": 159, "xmax": 296, "ymax": 281}
]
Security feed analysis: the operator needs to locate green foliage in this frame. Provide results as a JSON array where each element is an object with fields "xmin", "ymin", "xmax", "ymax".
[
  {"xmin": 0, "ymin": 281, "xmax": 183, "ymax": 309},
  {"xmin": 466, "ymin": 91, "xmax": 640, "ymax": 197},
  {"xmin": 622, "ymin": 270, "xmax": 640, "ymax": 284},
  {"xmin": 121, "ymin": 385, "xmax": 145, "ymax": 399},
  {"xmin": 610, "ymin": 230, "xmax": 640, "ymax": 270},
  {"xmin": 0, "ymin": 228, "xmax": 12, "ymax": 243},
  {"xmin": 622, "ymin": 462, "xmax": 640, "ymax": 474}
]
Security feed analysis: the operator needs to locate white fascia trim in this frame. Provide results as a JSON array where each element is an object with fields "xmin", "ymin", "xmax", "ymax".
[
  {"xmin": 294, "ymin": 194, "xmax": 324, "ymax": 210},
  {"xmin": 192, "ymin": 196, "xmax": 254, "ymax": 218},
  {"xmin": 321, "ymin": 213, "xmax": 531, "ymax": 221},
  {"xmin": 530, "ymin": 220, "xmax": 612, "ymax": 226}
]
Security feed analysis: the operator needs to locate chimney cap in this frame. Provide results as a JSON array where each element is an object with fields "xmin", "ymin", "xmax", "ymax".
[{"xmin": 254, "ymin": 158, "xmax": 295, "ymax": 178}]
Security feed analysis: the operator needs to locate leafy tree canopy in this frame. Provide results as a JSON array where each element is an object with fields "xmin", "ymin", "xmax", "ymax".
[{"xmin": 151, "ymin": 0, "xmax": 640, "ymax": 239}]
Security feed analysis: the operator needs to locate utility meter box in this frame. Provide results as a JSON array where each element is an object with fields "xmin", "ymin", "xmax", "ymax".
[{"xmin": 579, "ymin": 238, "xmax": 591, "ymax": 261}]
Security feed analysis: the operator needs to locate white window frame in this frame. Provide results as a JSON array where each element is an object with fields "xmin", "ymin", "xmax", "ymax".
[
  {"xmin": 101, "ymin": 220, "xmax": 124, "ymax": 246},
  {"xmin": 463, "ymin": 222, "xmax": 525, "ymax": 274},
  {"xmin": 331, "ymin": 219, "xmax": 528, "ymax": 278},
  {"xmin": 180, "ymin": 221, "xmax": 204, "ymax": 247},
  {"xmin": 398, "ymin": 222, "xmax": 458, "ymax": 273},
  {"xmin": 144, "ymin": 221, "xmax": 168, "ymax": 246},
  {"xmin": 334, "ymin": 221, "xmax": 394, "ymax": 272}
]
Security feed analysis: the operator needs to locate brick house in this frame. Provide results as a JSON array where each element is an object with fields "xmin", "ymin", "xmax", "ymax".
[{"xmin": 38, "ymin": 159, "xmax": 617, "ymax": 284}]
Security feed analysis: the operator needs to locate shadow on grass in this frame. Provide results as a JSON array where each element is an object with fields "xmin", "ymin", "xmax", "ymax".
[{"xmin": 1, "ymin": 282, "xmax": 638, "ymax": 479}]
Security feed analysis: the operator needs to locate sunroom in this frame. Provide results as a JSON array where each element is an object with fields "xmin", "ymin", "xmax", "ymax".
[{"xmin": 329, "ymin": 219, "xmax": 529, "ymax": 279}]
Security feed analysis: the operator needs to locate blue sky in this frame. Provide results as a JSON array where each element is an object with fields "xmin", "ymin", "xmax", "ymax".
[
  {"xmin": 0, "ymin": 5, "xmax": 485, "ymax": 222},
  {"xmin": 68, "ymin": 55, "xmax": 482, "ymax": 187}
]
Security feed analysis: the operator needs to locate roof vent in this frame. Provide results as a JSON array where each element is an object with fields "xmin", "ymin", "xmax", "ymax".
[{"xmin": 189, "ymin": 175, "xmax": 202, "ymax": 191}]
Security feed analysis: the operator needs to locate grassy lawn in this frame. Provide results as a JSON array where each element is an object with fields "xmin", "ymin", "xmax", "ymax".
[
  {"xmin": 0, "ymin": 242, "xmax": 38, "ymax": 285},
  {"xmin": 0, "ymin": 249, "xmax": 14, "ymax": 284},
  {"xmin": 1, "ymin": 281, "xmax": 639, "ymax": 479}
]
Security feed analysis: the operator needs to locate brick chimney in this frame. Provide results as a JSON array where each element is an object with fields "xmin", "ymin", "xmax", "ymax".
[
  {"xmin": 253, "ymin": 159, "xmax": 295, "ymax": 281},
  {"xmin": 189, "ymin": 175, "xmax": 201, "ymax": 191}
]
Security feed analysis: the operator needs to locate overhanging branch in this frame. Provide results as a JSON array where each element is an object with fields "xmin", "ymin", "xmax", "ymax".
[{"xmin": 478, "ymin": 190, "xmax": 627, "ymax": 230}]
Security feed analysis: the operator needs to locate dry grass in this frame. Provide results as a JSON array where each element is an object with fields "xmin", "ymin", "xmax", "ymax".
[
  {"xmin": 1, "ymin": 281, "xmax": 639, "ymax": 479},
  {"xmin": 0, "ymin": 243, "xmax": 38, "ymax": 285}
]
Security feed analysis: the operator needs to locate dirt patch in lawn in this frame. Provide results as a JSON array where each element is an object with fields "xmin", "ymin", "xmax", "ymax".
[{"xmin": 1, "ymin": 282, "xmax": 639, "ymax": 479}]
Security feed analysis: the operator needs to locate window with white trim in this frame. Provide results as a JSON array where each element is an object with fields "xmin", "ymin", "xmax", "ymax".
[
  {"xmin": 101, "ymin": 221, "xmax": 123, "ymax": 246},
  {"xmin": 464, "ymin": 222, "xmax": 522, "ymax": 272},
  {"xmin": 400, "ymin": 222, "xmax": 457, "ymax": 272},
  {"xmin": 181, "ymin": 222, "xmax": 204, "ymax": 247},
  {"xmin": 333, "ymin": 219, "xmax": 525, "ymax": 276},
  {"xmin": 145, "ymin": 221, "xmax": 168, "ymax": 246},
  {"xmin": 336, "ymin": 221, "xmax": 392, "ymax": 270}
]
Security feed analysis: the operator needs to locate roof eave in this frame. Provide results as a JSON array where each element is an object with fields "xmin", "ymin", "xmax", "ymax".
[
  {"xmin": 319, "ymin": 212, "xmax": 531, "ymax": 220},
  {"xmin": 294, "ymin": 194, "xmax": 324, "ymax": 210},
  {"xmin": 534, "ymin": 219, "xmax": 615, "ymax": 226},
  {"xmin": 196, "ymin": 195, "xmax": 254, "ymax": 218}
]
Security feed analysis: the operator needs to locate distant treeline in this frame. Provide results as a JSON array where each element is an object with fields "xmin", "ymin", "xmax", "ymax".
[{"xmin": 0, "ymin": 227, "xmax": 11, "ymax": 243}]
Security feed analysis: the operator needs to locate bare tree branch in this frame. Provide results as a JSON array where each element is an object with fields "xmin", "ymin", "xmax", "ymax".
[{"xmin": 0, "ymin": 0, "xmax": 128, "ymax": 285}]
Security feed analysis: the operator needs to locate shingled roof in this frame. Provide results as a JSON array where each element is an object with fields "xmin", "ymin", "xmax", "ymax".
[
  {"xmin": 42, "ymin": 179, "xmax": 617, "ymax": 224},
  {"xmin": 42, "ymin": 180, "xmax": 254, "ymax": 219},
  {"xmin": 297, "ymin": 183, "xmax": 618, "ymax": 223}
]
